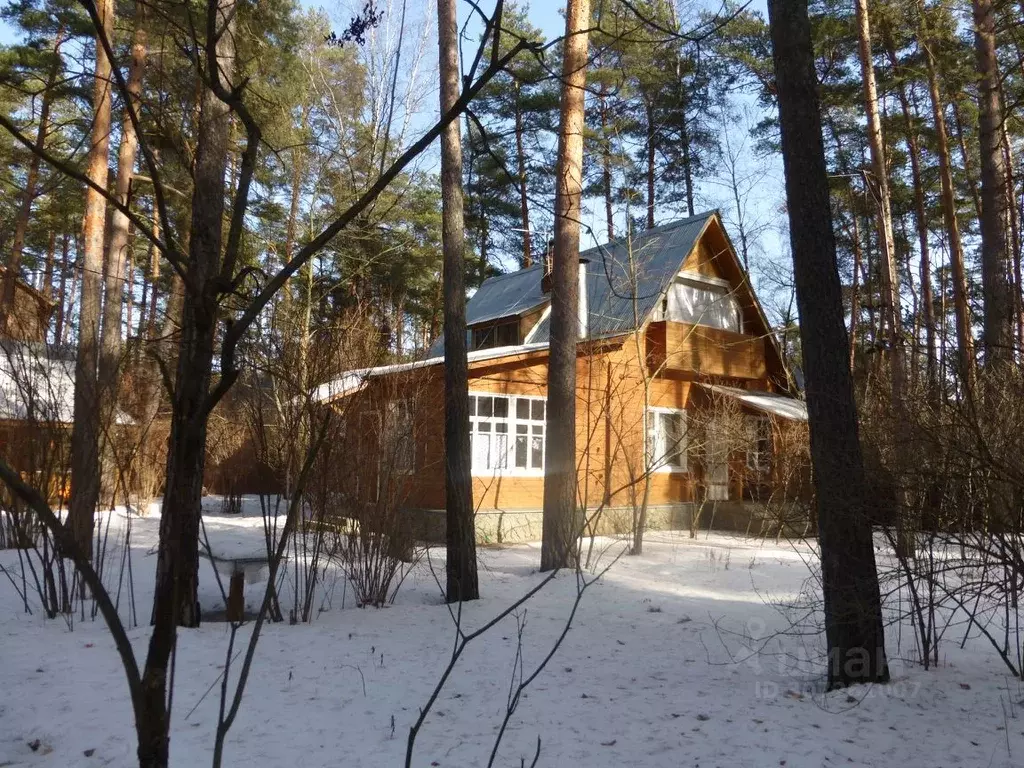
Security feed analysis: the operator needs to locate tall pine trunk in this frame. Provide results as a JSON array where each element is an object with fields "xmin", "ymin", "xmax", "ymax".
[
  {"xmin": 645, "ymin": 100, "xmax": 655, "ymax": 230},
  {"xmin": 100, "ymin": 10, "xmax": 147, "ymax": 395},
  {"xmin": 973, "ymin": 0, "xmax": 1014, "ymax": 366},
  {"xmin": 513, "ymin": 84, "xmax": 533, "ymax": 268},
  {"xmin": 768, "ymin": 0, "xmax": 889, "ymax": 690},
  {"xmin": 541, "ymin": 0, "xmax": 590, "ymax": 573},
  {"xmin": 599, "ymin": 89, "xmax": 614, "ymax": 240},
  {"xmin": 920, "ymin": 15, "xmax": 975, "ymax": 389},
  {"xmin": 951, "ymin": 98, "xmax": 983, "ymax": 224},
  {"xmin": 882, "ymin": 27, "xmax": 936, "ymax": 393},
  {"xmin": 54, "ymin": 233, "xmax": 70, "ymax": 346},
  {"xmin": 69, "ymin": 0, "xmax": 114, "ymax": 556},
  {"xmin": 854, "ymin": 0, "xmax": 904, "ymax": 400},
  {"xmin": 437, "ymin": 0, "xmax": 478, "ymax": 602},
  {"xmin": 849, "ymin": 206, "xmax": 862, "ymax": 371}
]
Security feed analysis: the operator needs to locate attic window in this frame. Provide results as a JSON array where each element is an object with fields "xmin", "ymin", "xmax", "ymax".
[
  {"xmin": 471, "ymin": 319, "xmax": 519, "ymax": 350},
  {"xmin": 664, "ymin": 279, "xmax": 743, "ymax": 333}
]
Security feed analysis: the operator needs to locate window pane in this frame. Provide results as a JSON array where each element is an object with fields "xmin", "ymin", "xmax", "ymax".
[
  {"xmin": 494, "ymin": 433, "xmax": 508, "ymax": 468},
  {"xmin": 478, "ymin": 422, "xmax": 491, "ymax": 433},
  {"xmin": 495, "ymin": 422, "xmax": 508, "ymax": 434},
  {"xmin": 516, "ymin": 424, "xmax": 528, "ymax": 434},
  {"xmin": 533, "ymin": 424, "xmax": 544, "ymax": 437},
  {"xmin": 515, "ymin": 436, "xmax": 528, "ymax": 467},
  {"xmin": 472, "ymin": 433, "xmax": 488, "ymax": 470},
  {"xmin": 531, "ymin": 400, "xmax": 545, "ymax": 420},
  {"xmin": 494, "ymin": 397, "xmax": 508, "ymax": 418},
  {"xmin": 531, "ymin": 436, "xmax": 543, "ymax": 468},
  {"xmin": 479, "ymin": 396, "xmax": 493, "ymax": 417},
  {"xmin": 516, "ymin": 398, "xmax": 530, "ymax": 420},
  {"xmin": 496, "ymin": 322, "xmax": 518, "ymax": 347},
  {"xmin": 469, "ymin": 396, "xmax": 476, "ymax": 415}
]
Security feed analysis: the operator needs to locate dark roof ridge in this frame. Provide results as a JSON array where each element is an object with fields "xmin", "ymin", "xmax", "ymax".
[
  {"xmin": 579, "ymin": 209, "xmax": 719, "ymax": 258},
  {"xmin": 479, "ymin": 262, "xmax": 543, "ymax": 285}
]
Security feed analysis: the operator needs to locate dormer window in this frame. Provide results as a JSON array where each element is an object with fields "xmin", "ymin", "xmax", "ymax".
[{"xmin": 470, "ymin": 319, "xmax": 519, "ymax": 350}]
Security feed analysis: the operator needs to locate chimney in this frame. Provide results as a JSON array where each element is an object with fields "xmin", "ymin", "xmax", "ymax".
[{"xmin": 578, "ymin": 256, "xmax": 589, "ymax": 339}]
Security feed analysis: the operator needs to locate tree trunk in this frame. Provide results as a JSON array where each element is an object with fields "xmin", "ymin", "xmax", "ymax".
[
  {"xmin": 438, "ymin": 0, "xmax": 478, "ymax": 602},
  {"xmin": 768, "ymin": 0, "xmax": 889, "ymax": 690},
  {"xmin": 54, "ymin": 233, "xmax": 70, "ymax": 346},
  {"xmin": 972, "ymin": 0, "xmax": 1014, "ymax": 367},
  {"xmin": 849, "ymin": 206, "xmax": 862, "ymax": 372},
  {"xmin": 854, "ymin": 0, "xmax": 904, "ymax": 402},
  {"xmin": 152, "ymin": 0, "xmax": 235, "ymax": 634},
  {"xmin": 998, "ymin": 103, "xmax": 1023, "ymax": 355},
  {"xmin": 882, "ymin": 27, "xmax": 936, "ymax": 393},
  {"xmin": 100, "ymin": 9, "xmax": 147, "ymax": 413},
  {"xmin": 541, "ymin": 0, "xmax": 590, "ymax": 573},
  {"xmin": 599, "ymin": 90, "xmax": 614, "ymax": 240},
  {"xmin": 645, "ymin": 100, "xmax": 655, "ymax": 230},
  {"xmin": 513, "ymin": 84, "xmax": 532, "ymax": 268},
  {"xmin": 951, "ymin": 98, "xmax": 983, "ymax": 224},
  {"xmin": 69, "ymin": 0, "xmax": 114, "ymax": 556},
  {"xmin": 920, "ymin": 20, "xmax": 975, "ymax": 390},
  {"xmin": 678, "ymin": 88, "xmax": 694, "ymax": 217},
  {"xmin": 145, "ymin": 216, "xmax": 161, "ymax": 343},
  {"xmin": 41, "ymin": 230, "xmax": 56, "ymax": 297}
]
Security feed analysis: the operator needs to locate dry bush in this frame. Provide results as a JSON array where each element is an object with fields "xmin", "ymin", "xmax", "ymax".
[
  {"xmin": 237, "ymin": 298, "xmax": 424, "ymax": 615},
  {"xmin": 310, "ymin": 383, "xmax": 427, "ymax": 608},
  {"xmin": 859, "ymin": 366, "xmax": 1024, "ymax": 674}
]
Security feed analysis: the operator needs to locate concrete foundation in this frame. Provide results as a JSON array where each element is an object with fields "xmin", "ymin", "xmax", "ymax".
[{"xmin": 405, "ymin": 501, "xmax": 812, "ymax": 545}]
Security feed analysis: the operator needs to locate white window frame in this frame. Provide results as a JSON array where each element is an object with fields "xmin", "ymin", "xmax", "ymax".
[
  {"xmin": 662, "ymin": 277, "xmax": 744, "ymax": 333},
  {"xmin": 645, "ymin": 407, "xmax": 688, "ymax": 473},
  {"xmin": 469, "ymin": 392, "xmax": 546, "ymax": 477}
]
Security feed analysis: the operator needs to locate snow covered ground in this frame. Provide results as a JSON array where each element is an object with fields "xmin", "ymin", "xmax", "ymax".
[{"xmin": 1, "ymin": 499, "xmax": 1021, "ymax": 767}]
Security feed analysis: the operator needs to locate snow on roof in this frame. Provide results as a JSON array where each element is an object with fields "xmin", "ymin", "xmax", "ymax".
[
  {"xmin": 699, "ymin": 383, "xmax": 808, "ymax": 422},
  {"xmin": 313, "ymin": 343, "xmax": 550, "ymax": 404},
  {"xmin": 0, "ymin": 341, "xmax": 133, "ymax": 425}
]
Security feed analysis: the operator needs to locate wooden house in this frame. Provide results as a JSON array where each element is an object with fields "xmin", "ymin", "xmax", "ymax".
[{"xmin": 316, "ymin": 212, "xmax": 811, "ymax": 543}]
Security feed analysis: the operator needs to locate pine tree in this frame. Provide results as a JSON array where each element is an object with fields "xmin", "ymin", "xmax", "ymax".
[
  {"xmin": 768, "ymin": 0, "xmax": 890, "ymax": 690},
  {"xmin": 541, "ymin": 0, "xmax": 591, "ymax": 573}
]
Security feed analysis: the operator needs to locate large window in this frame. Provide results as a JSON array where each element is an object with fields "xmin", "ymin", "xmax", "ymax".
[
  {"xmin": 470, "ymin": 393, "xmax": 545, "ymax": 475},
  {"xmin": 646, "ymin": 408, "xmax": 688, "ymax": 472},
  {"xmin": 664, "ymin": 279, "xmax": 743, "ymax": 333}
]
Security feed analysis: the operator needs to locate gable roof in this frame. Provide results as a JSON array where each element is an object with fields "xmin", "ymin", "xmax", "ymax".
[
  {"xmin": 465, "ymin": 263, "xmax": 549, "ymax": 326},
  {"xmin": 429, "ymin": 211, "xmax": 716, "ymax": 356},
  {"xmin": 530, "ymin": 212, "xmax": 713, "ymax": 342}
]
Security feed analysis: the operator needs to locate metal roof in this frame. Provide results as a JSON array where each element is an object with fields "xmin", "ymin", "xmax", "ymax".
[
  {"xmin": 699, "ymin": 383, "xmax": 808, "ymax": 422},
  {"xmin": 467, "ymin": 263, "xmax": 549, "ymax": 325},
  {"xmin": 314, "ymin": 343, "xmax": 550, "ymax": 404},
  {"xmin": 531, "ymin": 213, "xmax": 713, "ymax": 342},
  {"xmin": 429, "ymin": 211, "xmax": 715, "ymax": 355}
]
